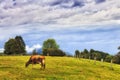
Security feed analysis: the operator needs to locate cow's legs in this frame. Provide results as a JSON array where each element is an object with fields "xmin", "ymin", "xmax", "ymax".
[
  {"xmin": 32, "ymin": 61, "xmax": 34, "ymax": 69},
  {"xmin": 41, "ymin": 59, "xmax": 45, "ymax": 69}
]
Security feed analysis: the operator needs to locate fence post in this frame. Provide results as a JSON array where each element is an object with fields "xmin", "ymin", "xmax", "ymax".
[
  {"xmin": 94, "ymin": 57, "xmax": 96, "ymax": 65},
  {"xmin": 110, "ymin": 59, "xmax": 113, "ymax": 70},
  {"xmin": 101, "ymin": 58, "xmax": 103, "ymax": 62}
]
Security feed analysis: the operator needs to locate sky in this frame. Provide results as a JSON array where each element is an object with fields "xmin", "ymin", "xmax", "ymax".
[{"xmin": 0, "ymin": 0, "xmax": 120, "ymax": 55}]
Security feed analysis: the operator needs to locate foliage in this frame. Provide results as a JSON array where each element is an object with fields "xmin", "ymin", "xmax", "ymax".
[
  {"xmin": 83, "ymin": 49, "xmax": 89, "ymax": 59},
  {"xmin": 4, "ymin": 38, "xmax": 17, "ymax": 55},
  {"xmin": 4, "ymin": 36, "xmax": 26, "ymax": 55},
  {"xmin": 42, "ymin": 38, "xmax": 59, "ymax": 50},
  {"xmin": 74, "ymin": 49, "xmax": 109, "ymax": 61},
  {"xmin": 32, "ymin": 49, "xmax": 38, "ymax": 55},
  {"xmin": 113, "ymin": 46, "xmax": 120, "ymax": 64},
  {"xmin": 113, "ymin": 52, "xmax": 120, "ymax": 64},
  {"xmin": 42, "ymin": 39, "xmax": 65, "ymax": 56},
  {"xmin": 15, "ymin": 36, "xmax": 26, "ymax": 53},
  {"xmin": 105, "ymin": 55, "xmax": 113, "ymax": 62},
  {"xmin": 43, "ymin": 48, "xmax": 66, "ymax": 56},
  {"xmin": 75, "ymin": 50, "xmax": 80, "ymax": 58},
  {"xmin": 74, "ymin": 47, "xmax": 120, "ymax": 64}
]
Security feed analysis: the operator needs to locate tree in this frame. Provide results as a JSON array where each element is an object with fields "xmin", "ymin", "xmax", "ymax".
[
  {"xmin": 4, "ymin": 36, "xmax": 26, "ymax": 55},
  {"xmin": 42, "ymin": 48, "xmax": 66, "ymax": 56},
  {"xmin": 42, "ymin": 38, "xmax": 65, "ymax": 56},
  {"xmin": 113, "ymin": 52, "xmax": 120, "ymax": 64},
  {"xmin": 42, "ymin": 39, "xmax": 59, "ymax": 50},
  {"xmin": 75, "ymin": 50, "xmax": 80, "ymax": 58},
  {"xmin": 89, "ymin": 49, "xmax": 95, "ymax": 59},
  {"xmin": 105, "ymin": 55, "xmax": 113, "ymax": 62},
  {"xmin": 4, "ymin": 38, "xmax": 18, "ymax": 55},
  {"xmin": 32, "ymin": 49, "xmax": 38, "ymax": 55},
  {"xmin": 89, "ymin": 49, "xmax": 109, "ymax": 60},
  {"xmin": 90, "ymin": 49, "xmax": 94, "ymax": 53},
  {"xmin": 83, "ymin": 49, "xmax": 89, "ymax": 59},
  {"xmin": 15, "ymin": 36, "xmax": 26, "ymax": 54},
  {"xmin": 113, "ymin": 53, "xmax": 120, "ymax": 64},
  {"xmin": 112, "ymin": 46, "xmax": 120, "ymax": 64}
]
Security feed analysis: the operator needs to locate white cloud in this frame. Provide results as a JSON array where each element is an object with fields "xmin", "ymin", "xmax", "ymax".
[
  {"xmin": 56, "ymin": 0, "xmax": 120, "ymax": 25},
  {"xmin": 26, "ymin": 44, "xmax": 42, "ymax": 53},
  {"xmin": 0, "ymin": 48, "xmax": 4, "ymax": 53},
  {"xmin": 0, "ymin": 0, "xmax": 119, "ymax": 27},
  {"xmin": 0, "ymin": 26, "xmax": 30, "ymax": 41}
]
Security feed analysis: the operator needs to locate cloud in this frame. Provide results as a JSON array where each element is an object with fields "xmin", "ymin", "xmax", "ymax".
[
  {"xmin": 49, "ymin": 0, "xmax": 85, "ymax": 8},
  {"xmin": 0, "ymin": 0, "xmax": 119, "ymax": 27},
  {"xmin": 51, "ymin": 26, "xmax": 120, "ymax": 54},
  {"xmin": 0, "ymin": 48, "xmax": 4, "ymax": 53},
  {"xmin": 26, "ymin": 44, "xmax": 42, "ymax": 53},
  {"xmin": 0, "ymin": 26, "xmax": 30, "ymax": 41},
  {"xmin": 0, "ymin": 0, "xmax": 120, "ymax": 55},
  {"xmin": 95, "ymin": 0, "xmax": 106, "ymax": 4},
  {"xmin": 0, "ymin": 24, "xmax": 120, "ymax": 54}
]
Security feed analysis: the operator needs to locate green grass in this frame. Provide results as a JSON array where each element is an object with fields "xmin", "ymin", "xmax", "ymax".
[{"xmin": 0, "ymin": 56, "xmax": 120, "ymax": 80}]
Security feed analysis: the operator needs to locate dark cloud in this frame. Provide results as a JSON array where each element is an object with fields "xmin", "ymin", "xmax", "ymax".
[
  {"xmin": 95, "ymin": 0, "xmax": 106, "ymax": 4},
  {"xmin": 13, "ymin": 2, "xmax": 17, "ymax": 6},
  {"xmin": 49, "ymin": 0, "xmax": 85, "ymax": 8},
  {"xmin": 0, "ymin": 16, "xmax": 5, "ymax": 19},
  {"xmin": 72, "ymin": 1, "xmax": 84, "ymax": 7},
  {"xmin": 0, "ymin": 0, "xmax": 3, "ymax": 3},
  {"xmin": 113, "ymin": 15, "xmax": 120, "ymax": 20},
  {"xmin": 50, "ymin": 0, "xmax": 62, "ymax": 6}
]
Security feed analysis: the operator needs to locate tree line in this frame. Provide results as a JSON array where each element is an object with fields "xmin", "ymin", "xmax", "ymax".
[
  {"xmin": 3, "ymin": 36, "xmax": 66, "ymax": 56},
  {"xmin": 2, "ymin": 35, "xmax": 120, "ymax": 64},
  {"xmin": 74, "ymin": 48, "xmax": 120, "ymax": 64}
]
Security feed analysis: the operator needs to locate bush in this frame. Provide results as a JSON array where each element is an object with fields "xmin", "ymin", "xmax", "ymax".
[
  {"xmin": 43, "ymin": 49, "xmax": 66, "ymax": 56},
  {"xmin": 105, "ymin": 55, "xmax": 113, "ymax": 62},
  {"xmin": 113, "ymin": 53, "xmax": 120, "ymax": 64}
]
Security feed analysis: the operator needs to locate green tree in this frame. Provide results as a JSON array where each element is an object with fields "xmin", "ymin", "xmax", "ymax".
[
  {"xmin": 4, "ymin": 36, "xmax": 26, "ymax": 55},
  {"xmin": 42, "ymin": 39, "xmax": 59, "ymax": 50},
  {"xmin": 75, "ymin": 50, "xmax": 80, "ymax": 58},
  {"xmin": 89, "ymin": 49, "xmax": 95, "ymax": 59},
  {"xmin": 105, "ymin": 55, "xmax": 113, "ymax": 62},
  {"xmin": 4, "ymin": 38, "xmax": 18, "ymax": 55},
  {"xmin": 15, "ymin": 36, "xmax": 26, "ymax": 54},
  {"xmin": 42, "ymin": 38, "xmax": 65, "ymax": 56},
  {"xmin": 113, "ymin": 52, "xmax": 120, "ymax": 64},
  {"xmin": 83, "ymin": 49, "xmax": 89, "ymax": 59},
  {"xmin": 113, "ymin": 46, "xmax": 120, "ymax": 64},
  {"xmin": 43, "ymin": 48, "xmax": 66, "ymax": 56}
]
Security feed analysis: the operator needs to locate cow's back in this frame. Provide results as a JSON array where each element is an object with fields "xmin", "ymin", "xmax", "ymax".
[{"xmin": 29, "ymin": 55, "xmax": 45, "ymax": 63}]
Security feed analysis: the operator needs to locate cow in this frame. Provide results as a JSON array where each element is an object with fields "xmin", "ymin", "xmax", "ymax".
[{"xmin": 25, "ymin": 55, "xmax": 45, "ymax": 69}]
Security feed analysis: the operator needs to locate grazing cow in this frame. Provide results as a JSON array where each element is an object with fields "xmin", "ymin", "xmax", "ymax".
[{"xmin": 25, "ymin": 55, "xmax": 45, "ymax": 69}]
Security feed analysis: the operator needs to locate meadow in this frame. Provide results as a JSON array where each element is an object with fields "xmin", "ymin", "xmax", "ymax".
[{"xmin": 0, "ymin": 56, "xmax": 120, "ymax": 80}]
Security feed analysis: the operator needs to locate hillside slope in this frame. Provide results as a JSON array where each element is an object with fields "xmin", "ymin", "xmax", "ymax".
[{"xmin": 0, "ymin": 56, "xmax": 120, "ymax": 80}]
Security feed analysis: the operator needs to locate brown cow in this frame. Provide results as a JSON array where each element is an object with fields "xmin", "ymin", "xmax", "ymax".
[{"xmin": 25, "ymin": 55, "xmax": 45, "ymax": 69}]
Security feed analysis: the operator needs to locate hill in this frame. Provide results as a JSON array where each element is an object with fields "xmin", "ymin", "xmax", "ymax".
[{"xmin": 0, "ymin": 56, "xmax": 120, "ymax": 80}]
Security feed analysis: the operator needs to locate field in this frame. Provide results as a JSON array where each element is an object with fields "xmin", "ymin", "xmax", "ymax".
[{"xmin": 0, "ymin": 56, "xmax": 120, "ymax": 80}]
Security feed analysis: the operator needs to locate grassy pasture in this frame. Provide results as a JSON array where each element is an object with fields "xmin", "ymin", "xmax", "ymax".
[{"xmin": 0, "ymin": 56, "xmax": 120, "ymax": 80}]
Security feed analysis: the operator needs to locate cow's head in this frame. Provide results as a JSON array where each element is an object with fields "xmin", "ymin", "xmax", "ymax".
[{"xmin": 25, "ymin": 61, "xmax": 30, "ymax": 67}]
